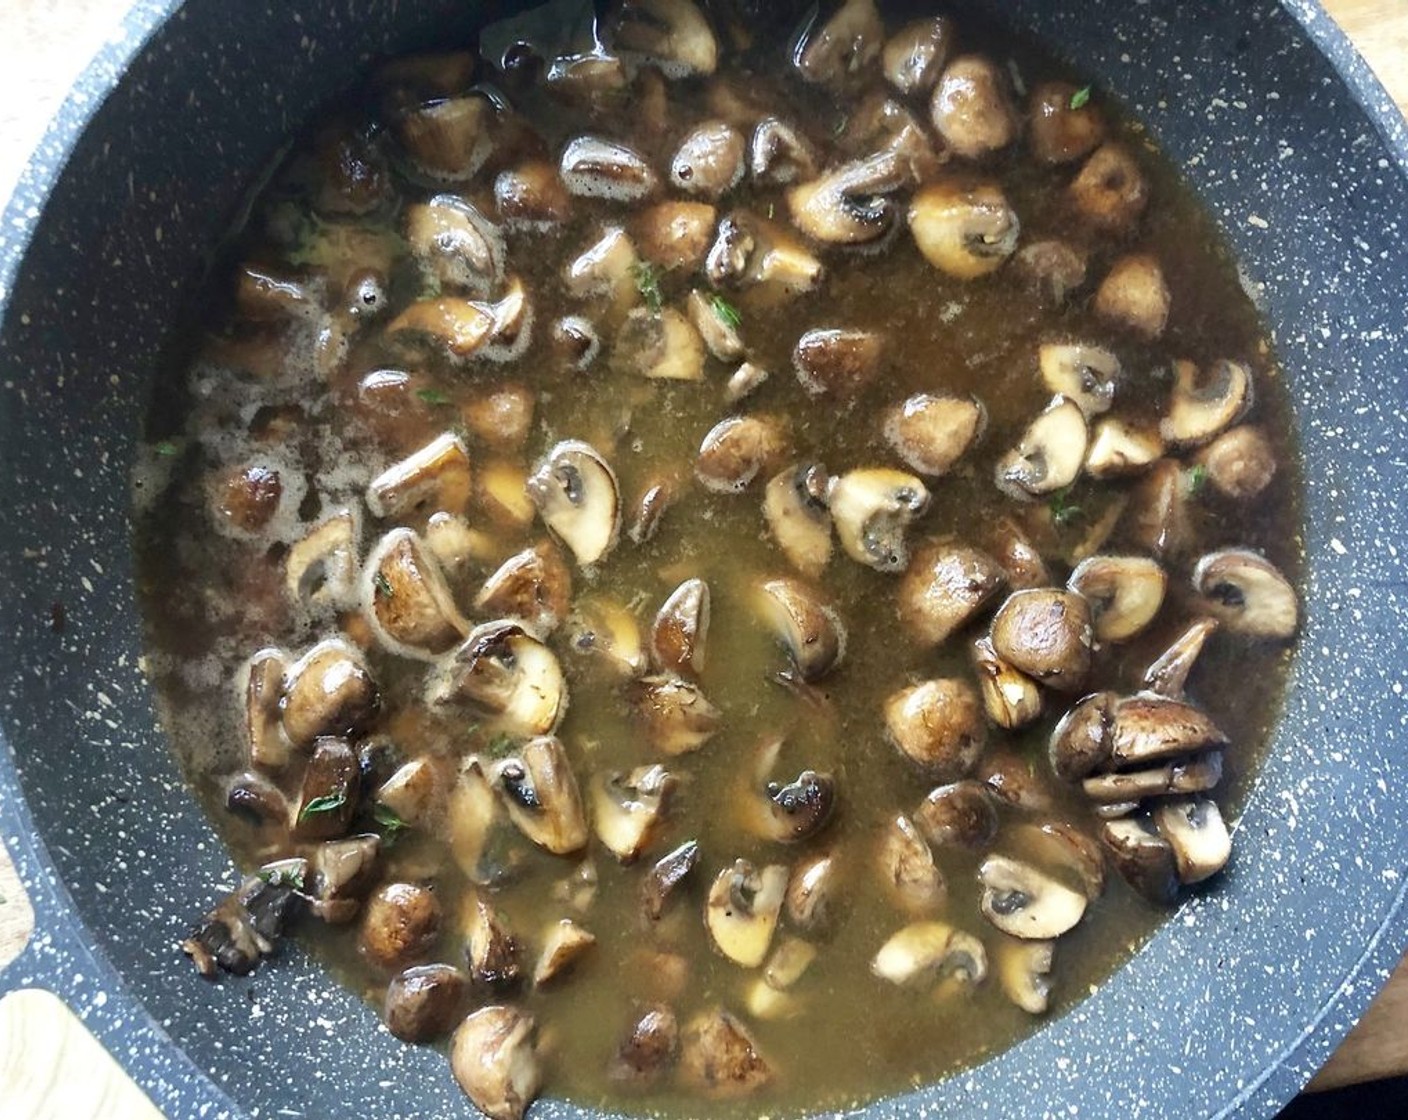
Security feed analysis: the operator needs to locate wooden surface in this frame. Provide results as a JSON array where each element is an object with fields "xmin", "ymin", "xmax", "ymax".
[{"xmin": 0, "ymin": 0, "xmax": 1406, "ymax": 1115}]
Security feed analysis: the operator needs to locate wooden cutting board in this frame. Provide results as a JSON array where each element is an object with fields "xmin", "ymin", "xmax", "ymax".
[{"xmin": 0, "ymin": 0, "xmax": 1405, "ymax": 1114}]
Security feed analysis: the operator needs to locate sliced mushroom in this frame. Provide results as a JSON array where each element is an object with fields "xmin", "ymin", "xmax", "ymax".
[
  {"xmin": 1067, "ymin": 555, "xmax": 1167, "ymax": 642},
  {"xmin": 695, "ymin": 415, "xmax": 789, "ymax": 493},
  {"xmin": 1085, "ymin": 416, "xmax": 1165, "ymax": 479},
  {"xmin": 1100, "ymin": 816, "xmax": 1179, "ymax": 905},
  {"xmin": 671, "ymin": 121, "xmax": 746, "ymax": 199},
  {"xmin": 1069, "ymin": 143, "xmax": 1148, "ymax": 232},
  {"xmin": 706, "ymin": 211, "xmax": 825, "ymax": 296},
  {"xmin": 592, "ymin": 764, "xmax": 677, "ymax": 862},
  {"xmin": 913, "ymin": 780, "xmax": 999, "ymax": 850},
  {"xmin": 364, "ymin": 528, "xmax": 470, "ymax": 658},
  {"xmin": 475, "ymin": 543, "xmax": 573, "ymax": 639},
  {"xmin": 793, "ymin": 0, "xmax": 883, "ymax": 87},
  {"xmin": 1047, "ymin": 690, "xmax": 1118, "ymax": 782},
  {"xmin": 897, "ymin": 541, "xmax": 1006, "ymax": 647},
  {"xmin": 1192, "ymin": 548, "xmax": 1298, "ymax": 640},
  {"xmin": 741, "ymin": 737, "xmax": 837, "ymax": 844},
  {"xmin": 970, "ymin": 635, "xmax": 1043, "ymax": 730},
  {"xmin": 1015, "ymin": 238, "xmax": 1089, "ymax": 304},
  {"xmin": 612, "ymin": 307, "xmax": 707, "ymax": 381},
  {"xmin": 628, "ymin": 675, "xmax": 721, "ymax": 755},
  {"xmin": 793, "ymin": 328, "xmax": 883, "ymax": 399},
  {"xmin": 1038, "ymin": 343, "xmax": 1119, "ymax": 417},
  {"xmin": 884, "ymin": 393, "xmax": 986, "ymax": 477},
  {"xmin": 494, "ymin": 161, "xmax": 572, "ymax": 229},
  {"xmin": 405, "ymin": 194, "xmax": 506, "ymax": 298},
  {"xmin": 990, "ymin": 588, "xmax": 1093, "ymax": 693},
  {"xmin": 564, "ymin": 226, "xmax": 639, "ymax": 300},
  {"xmin": 749, "ymin": 117, "xmax": 818, "ymax": 186},
  {"xmin": 491, "ymin": 736, "xmax": 589, "ymax": 856},
  {"xmin": 828, "ymin": 468, "xmax": 930, "ymax": 572},
  {"xmin": 877, "ymin": 813, "xmax": 946, "ymax": 916},
  {"xmin": 565, "ymin": 598, "xmax": 648, "ymax": 679},
  {"xmin": 609, "ymin": 1005, "xmax": 680, "ymax": 1084},
  {"xmin": 359, "ymin": 881, "xmax": 441, "ymax": 971},
  {"xmin": 1107, "ymin": 693, "xmax": 1229, "ymax": 766},
  {"xmin": 678, "ymin": 1008, "xmax": 773, "ymax": 1098},
  {"xmin": 1153, "ymin": 797, "xmax": 1232, "ymax": 884},
  {"xmin": 1143, "ymin": 617, "xmax": 1220, "ymax": 699},
  {"xmin": 280, "ymin": 639, "xmax": 378, "ymax": 748},
  {"xmin": 704, "ymin": 860, "xmax": 789, "ymax": 967},
  {"xmin": 994, "ymin": 396, "xmax": 1089, "ymax": 500},
  {"xmin": 978, "ymin": 855, "xmax": 1087, "ymax": 939},
  {"xmin": 884, "ymin": 678, "xmax": 986, "ymax": 778},
  {"xmin": 242, "ymin": 648, "xmax": 290, "ymax": 770},
  {"xmin": 527, "ymin": 440, "xmax": 621, "ymax": 567},
  {"xmin": 394, "ymin": 93, "xmax": 497, "ymax": 182},
  {"xmin": 426, "ymin": 621, "xmax": 567, "ymax": 737},
  {"xmin": 559, "ymin": 136, "xmax": 658, "ymax": 201},
  {"xmin": 725, "ymin": 361, "xmax": 771, "ymax": 405},
  {"xmin": 785, "ymin": 851, "xmax": 841, "ymax": 935},
  {"xmin": 384, "ymin": 963, "xmax": 470, "ymax": 1043},
  {"xmin": 1194, "ymin": 425, "xmax": 1277, "ymax": 499},
  {"xmin": 909, "ymin": 180, "xmax": 1020, "ymax": 279},
  {"xmin": 450, "ymin": 1006, "xmax": 541, "ymax": 1120},
  {"xmin": 1081, "ymin": 751, "xmax": 1224, "ymax": 803},
  {"xmin": 285, "ymin": 509, "xmax": 359, "ymax": 611},
  {"xmin": 787, "ymin": 151, "xmax": 910, "ymax": 245},
  {"xmin": 994, "ymin": 937, "xmax": 1054, "ymax": 1014},
  {"xmin": 1029, "ymin": 81, "xmax": 1106, "ymax": 165},
  {"xmin": 882, "ymin": 16, "xmax": 953, "ymax": 96},
  {"xmin": 651, "ymin": 578, "xmax": 711, "ymax": 677},
  {"xmin": 642, "ymin": 839, "xmax": 699, "ymax": 920},
  {"xmin": 1160, "ymin": 359, "xmax": 1254, "ymax": 448},
  {"xmin": 872, "ymin": 921, "xmax": 987, "ymax": 988},
  {"xmin": 686, "ymin": 289, "xmax": 745, "ymax": 361},
  {"xmin": 930, "ymin": 55, "xmax": 1018, "ymax": 159},
  {"xmin": 607, "ymin": 0, "xmax": 718, "ymax": 77},
  {"xmin": 752, "ymin": 577, "xmax": 847, "ymax": 683},
  {"xmin": 1094, "ymin": 253, "xmax": 1170, "ymax": 339},
  {"xmin": 533, "ymin": 919, "xmax": 596, "ymax": 985},
  {"xmin": 366, "ymin": 432, "xmax": 474, "ymax": 520},
  {"xmin": 635, "ymin": 201, "xmax": 718, "ymax": 271},
  {"xmin": 763, "ymin": 464, "xmax": 832, "ymax": 578}
]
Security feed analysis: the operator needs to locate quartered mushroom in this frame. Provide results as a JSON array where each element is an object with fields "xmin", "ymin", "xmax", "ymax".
[
  {"xmin": 285, "ymin": 509, "xmax": 359, "ymax": 611},
  {"xmin": 395, "ymin": 93, "xmax": 498, "ymax": 182},
  {"xmin": 977, "ymin": 854, "xmax": 1087, "ymax": 939},
  {"xmin": 740, "ymin": 736, "xmax": 837, "ymax": 844},
  {"xmin": 366, "ymin": 432, "xmax": 473, "ymax": 520},
  {"xmin": 447, "ymin": 760, "xmax": 526, "ymax": 887},
  {"xmin": 1067, "ymin": 554, "xmax": 1167, "ymax": 642},
  {"xmin": 686, "ymin": 289, "xmax": 745, "ymax": 361},
  {"xmin": 704, "ymin": 859, "xmax": 789, "ymax": 967},
  {"xmin": 793, "ymin": 328, "xmax": 883, "ymax": 399},
  {"xmin": 609, "ymin": 1004, "xmax": 680, "ymax": 1085},
  {"xmin": 225, "ymin": 770, "xmax": 289, "ymax": 825},
  {"xmin": 426, "ymin": 621, "xmax": 568, "ymax": 737},
  {"xmin": 559, "ymin": 136, "xmax": 658, "ymax": 201},
  {"xmin": 527, "ymin": 440, "xmax": 622, "ymax": 567},
  {"xmin": 884, "ymin": 678, "xmax": 986, "ymax": 778},
  {"xmin": 650, "ymin": 577, "xmax": 711, "ymax": 678},
  {"xmin": 787, "ymin": 152, "xmax": 910, "ymax": 245},
  {"xmin": 987, "ymin": 518, "xmax": 1052, "ymax": 590},
  {"xmin": 882, "ymin": 16, "xmax": 953, "ymax": 96},
  {"xmin": 1028, "ymin": 81, "xmax": 1106, "ymax": 165},
  {"xmin": 490, "ymin": 736, "xmax": 589, "ymax": 856},
  {"xmin": 1153, "ymin": 797, "xmax": 1232, "ymax": 883},
  {"xmin": 828, "ymin": 468, "xmax": 930, "ymax": 572},
  {"xmin": 606, "ymin": 0, "xmax": 718, "ymax": 78},
  {"xmin": 384, "ymin": 296, "xmax": 497, "ymax": 361},
  {"xmin": 1160, "ymin": 359, "xmax": 1254, "ymax": 448},
  {"xmin": 913, "ymin": 780, "xmax": 998, "ymax": 850},
  {"xmin": 627, "ymin": 675, "xmax": 722, "ymax": 754},
  {"xmin": 1094, "ymin": 253, "xmax": 1170, "ymax": 339},
  {"xmin": 695, "ymin": 415, "xmax": 789, "ymax": 493},
  {"xmin": 475, "ymin": 543, "xmax": 574, "ymax": 639},
  {"xmin": 545, "ymin": 50, "xmax": 630, "ymax": 103},
  {"xmin": 930, "ymin": 55, "xmax": 1018, "ymax": 159},
  {"xmin": 358, "ymin": 881, "xmax": 442, "ymax": 970},
  {"xmin": 752, "ymin": 577, "xmax": 847, "ymax": 682},
  {"xmin": 243, "ymin": 648, "xmax": 290, "ymax": 769},
  {"xmin": 871, "ymin": 921, "xmax": 987, "ymax": 989},
  {"xmin": 464, "ymin": 894, "xmax": 523, "ymax": 989},
  {"xmin": 364, "ymin": 528, "xmax": 471, "ymax": 658},
  {"xmin": 908, "ymin": 180, "xmax": 1020, "ymax": 279},
  {"xmin": 876, "ymin": 813, "xmax": 946, "ymax": 916},
  {"xmin": 1191, "ymin": 548, "xmax": 1298, "ymax": 640},
  {"xmin": 375, "ymin": 757, "xmax": 443, "ymax": 827},
  {"xmin": 989, "ymin": 588, "xmax": 1093, "ymax": 693},
  {"xmin": 725, "ymin": 361, "xmax": 770, "ymax": 405},
  {"xmin": 756, "ymin": 937, "xmax": 818, "ymax": 1007},
  {"xmin": 1120, "ymin": 458, "xmax": 1191, "ymax": 557},
  {"xmin": 884, "ymin": 393, "xmax": 986, "ymax": 477},
  {"xmin": 280, "ymin": 638, "xmax": 378, "ymax": 748},
  {"xmin": 450, "ymin": 1005, "xmax": 541, "ymax": 1120},
  {"xmin": 1195, "ymin": 424, "xmax": 1277, "ymax": 499},
  {"xmin": 533, "ymin": 919, "xmax": 597, "ymax": 986},
  {"xmin": 642, "ymin": 840, "xmax": 699, "ymax": 920},
  {"xmin": 678, "ymin": 1008, "xmax": 773, "ymax": 1098},
  {"xmin": 785, "ymin": 851, "xmax": 841, "ymax": 934},
  {"xmin": 671, "ymin": 121, "xmax": 746, "ymax": 199},
  {"xmin": 897, "ymin": 541, "xmax": 1007, "ymax": 647},
  {"xmin": 706, "ymin": 210, "xmax": 825, "ymax": 296},
  {"xmin": 994, "ymin": 937, "xmax": 1054, "ymax": 1014},
  {"xmin": 592, "ymin": 764, "xmax": 677, "ymax": 862},
  {"xmin": 494, "ymin": 161, "xmax": 573, "ymax": 230},
  {"xmin": 1084, "ymin": 416, "xmax": 1164, "ymax": 479},
  {"xmin": 1007, "ymin": 821, "xmax": 1106, "ymax": 901},
  {"xmin": 749, "ymin": 117, "xmax": 818, "ymax": 185},
  {"xmin": 763, "ymin": 464, "xmax": 833, "ymax": 578},
  {"xmin": 551, "ymin": 315, "xmax": 598, "ymax": 369},
  {"xmin": 1069, "ymin": 143, "xmax": 1148, "ymax": 232},
  {"xmin": 793, "ymin": 0, "xmax": 884, "ymax": 88},
  {"xmin": 970, "ymin": 635, "xmax": 1043, "ymax": 730},
  {"xmin": 1047, "ymin": 690, "xmax": 1118, "ymax": 782},
  {"xmin": 405, "ymin": 194, "xmax": 506, "ymax": 297},
  {"xmin": 1081, "ymin": 751, "xmax": 1224, "ymax": 804},
  {"xmin": 1100, "ymin": 816, "xmax": 1179, "ymax": 905},
  {"xmin": 1142, "ymin": 617, "xmax": 1219, "ymax": 698},
  {"xmin": 1038, "ymin": 343, "xmax": 1119, "ymax": 417},
  {"xmin": 613, "ymin": 307, "xmax": 707, "ymax": 381},
  {"xmin": 994, "ymin": 396, "xmax": 1089, "ymax": 500},
  {"xmin": 384, "ymin": 963, "xmax": 470, "ymax": 1043},
  {"xmin": 563, "ymin": 226, "xmax": 639, "ymax": 300},
  {"xmin": 635, "ymin": 201, "xmax": 718, "ymax": 272}
]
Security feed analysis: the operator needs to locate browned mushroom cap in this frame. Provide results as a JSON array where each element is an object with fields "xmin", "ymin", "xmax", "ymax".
[
  {"xmin": 978, "ymin": 855, "xmax": 1087, "ymax": 939},
  {"xmin": 533, "ymin": 918, "xmax": 596, "ymax": 986},
  {"xmin": 475, "ymin": 543, "xmax": 573, "ymax": 640},
  {"xmin": 491, "ymin": 736, "xmax": 589, "ymax": 856},
  {"xmin": 877, "ymin": 812, "xmax": 947, "ymax": 916},
  {"xmin": 527, "ymin": 440, "xmax": 622, "ymax": 566},
  {"xmin": 1069, "ymin": 143, "xmax": 1149, "ymax": 232},
  {"xmin": 976, "ymin": 747, "xmax": 1055, "ymax": 813},
  {"xmin": 884, "ymin": 678, "xmax": 986, "ymax": 778},
  {"xmin": 1142, "ymin": 617, "xmax": 1220, "ymax": 699},
  {"xmin": 872, "ymin": 920, "xmax": 987, "ymax": 990},
  {"xmin": 970, "ymin": 635, "xmax": 1044, "ymax": 730},
  {"xmin": 592, "ymin": 764, "xmax": 677, "ymax": 862},
  {"xmin": 930, "ymin": 55, "xmax": 1018, "ymax": 159},
  {"xmin": 1047, "ymin": 690, "xmax": 1118, "ymax": 781},
  {"xmin": 563, "ymin": 226, "xmax": 639, "ymax": 299},
  {"xmin": 787, "ymin": 153, "xmax": 909, "ymax": 245},
  {"xmin": 695, "ymin": 415, "xmax": 789, "ymax": 493},
  {"xmin": 987, "ymin": 517, "xmax": 1052, "ymax": 590},
  {"xmin": 908, "ymin": 180, "xmax": 1020, "ymax": 279},
  {"xmin": 786, "ymin": 850, "xmax": 842, "ymax": 934},
  {"xmin": 753, "ymin": 577, "xmax": 847, "ymax": 682},
  {"xmin": 1038, "ymin": 343, "xmax": 1119, "ymax": 417},
  {"xmin": 358, "ymin": 881, "xmax": 441, "ymax": 971},
  {"xmin": 650, "ymin": 578, "xmax": 711, "ymax": 678},
  {"xmin": 1084, "ymin": 416, "xmax": 1165, "ymax": 479},
  {"xmin": 280, "ymin": 639, "xmax": 378, "ymax": 748},
  {"xmin": 544, "ymin": 51, "xmax": 630, "ymax": 103},
  {"xmin": 686, "ymin": 289, "xmax": 745, "ymax": 361},
  {"xmin": 749, "ymin": 117, "xmax": 819, "ymax": 186},
  {"xmin": 627, "ymin": 675, "xmax": 722, "ymax": 755},
  {"xmin": 559, "ymin": 135, "xmax": 658, "ymax": 201},
  {"xmin": 995, "ymin": 937, "xmax": 1055, "ymax": 1014},
  {"xmin": 994, "ymin": 396, "xmax": 1089, "ymax": 500},
  {"xmin": 1007, "ymin": 820, "xmax": 1107, "ymax": 900},
  {"xmin": 897, "ymin": 541, "xmax": 1007, "ymax": 647},
  {"xmin": 794, "ymin": 328, "xmax": 883, "ymax": 399},
  {"xmin": 1081, "ymin": 751, "xmax": 1224, "ymax": 803},
  {"xmin": 1028, "ymin": 82, "xmax": 1106, "ymax": 165},
  {"xmin": 384, "ymin": 963, "xmax": 470, "ymax": 1043},
  {"xmin": 642, "ymin": 840, "xmax": 699, "ymax": 921},
  {"xmin": 1068, "ymin": 554, "xmax": 1168, "ymax": 642},
  {"xmin": 635, "ymin": 201, "xmax": 718, "ymax": 272},
  {"xmin": 394, "ymin": 93, "xmax": 498, "ymax": 182},
  {"xmin": 671, "ymin": 121, "xmax": 746, "ymax": 199},
  {"xmin": 913, "ymin": 780, "xmax": 999, "ymax": 849},
  {"xmin": 1095, "ymin": 253, "xmax": 1170, "ymax": 339},
  {"xmin": 881, "ymin": 16, "xmax": 953, "ymax": 96},
  {"xmin": 704, "ymin": 859, "xmax": 789, "ymax": 966},
  {"xmin": 366, "ymin": 431, "xmax": 473, "ymax": 521},
  {"xmin": 225, "ymin": 770, "xmax": 289, "ymax": 826},
  {"xmin": 565, "ymin": 597, "xmax": 648, "ymax": 680},
  {"xmin": 706, "ymin": 210, "xmax": 825, "ymax": 296},
  {"xmin": 1154, "ymin": 797, "xmax": 1232, "ymax": 883},
  {"xmin": 606, "ymin": 0, "xmax": 718, "ymax": 77},
  {"xmin": 426, "ymin": 621, "xmax": 567, "ymax": 737},
  {"xmin": 679, "ymin": 1008, "xmax": 773, "ymax": 1098},
  {"xmin": 363, "ymin": 528, "xmax": 470, "ymax": 658},
  {"xmin": 1119, "ymin": 458, "xmax": 1191, "ymax": 557},
  {"xmin": 763, "ymin": 464, "xmax": 833, "ymax": 579},
  {"xmin": 828, "ymin": 468, "xmax": 931, "ymax": 573},
  {"xmin": 793, "ymin": 0, "xmax": 883, "ymax": 87},
  {"xmin": 494, "ymin": 161, "xmax": 572, "ymax": 229},
  {"xmin": 292, "ymin": 738, "xmax": 360, "ymax": 841},
  {"xmin": 243, "ymin": 648, "xmax": 290, "ymax": 770},
  {"xmin": 613, "ymin": 307, "xmax": 707, "ymax": 382},
  {"xmin": 1194, "ymin": 425, "xmax": 1277, "ymax": 499},
  {"xmin": 1192, "ymin": 549, "xmax": 1298, "ymax": 640},
  {"xmin": 1100, "ymin": 816, "xmax": 1180, "ymax": 904},
  {"xmin": 835, "ymin": 92, "xmax": 941, "ymax": 184},
  {"xmin": 405, "ymin": 194, "xmax": 506, "ymax": 298},
  {"xmin": 884, "ymin": 393, "xmax": 986, "ymax": 478},
  {"xmin": 1160, "ymin": 359, "xmax": 1254, "ymax": 447},
  {"xmin": 450, "ymin": 1005, "xmax": 542, "ymax": 1120},
  {"xmin": 990, "ymin": 588, "xmax": 1093, "ymax": 693},
  {"xmin": 609, "ymin": 1004, "xmax": 680, "ymax": 1084},
  {"xmin": 1015, "ymin": 239, "xmax": 1088, "ymax": 304}
]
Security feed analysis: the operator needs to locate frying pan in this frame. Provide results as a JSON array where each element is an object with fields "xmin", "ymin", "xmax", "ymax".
[{"xmin": 1, "ymin": 1, "xmax": 1406, "ymax": 1117}]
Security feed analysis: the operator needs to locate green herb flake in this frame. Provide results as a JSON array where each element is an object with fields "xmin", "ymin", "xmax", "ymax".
[
  {"xmin": 1048, "ymin": 485, "xmax": 1084, "ymax": 527},
  {"xmin": 373, "ymin": 802, "xmax": 409, "ymax": 838},
  {"xmin": 709, "ymin": 294, "xmax": 742, "ymax": 330},
  {"xmin": 632, "ymin": 261, "xmax": 663, "ymax": 313},
  {"xmin": 1069, "ymin": 86, "xmax": 1092, "ymax": 110},
  {"xmin": 298, "ymin": 792, "xmax": 347, "ymax": 821},
  {"xmin": 1185, "ymin": 463, "xmax": 1210, "ymax": 496},
  {"xmin": 154, "ymin": 440, "xmax": 179, "ymax": 457},
  {"xmin": 486, "ymin": 732, "xmax": 518, "ymax": 758},
  {"xmin": 416, "ymin": 387, "xmax": 452, "ymax": 407},
  {"xmin": 373, "ymin": 572, "xmax": 395, "ymax": 600}
]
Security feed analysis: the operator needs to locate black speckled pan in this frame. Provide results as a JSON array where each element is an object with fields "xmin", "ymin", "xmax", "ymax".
[{"xmin": 1, "ymin": 2, "xmax": 1406, "ymax": 1117}]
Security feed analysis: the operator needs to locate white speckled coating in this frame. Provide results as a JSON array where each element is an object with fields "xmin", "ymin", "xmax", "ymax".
[{"xmin": 1, "ymin": 1, "xmax": 1407, "ymax": 1118}]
